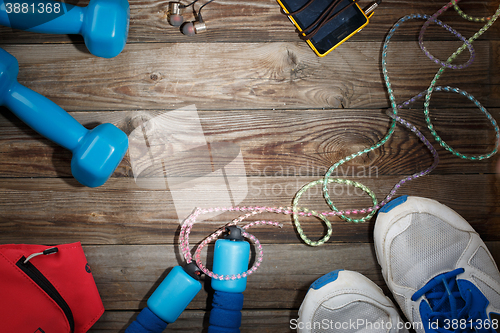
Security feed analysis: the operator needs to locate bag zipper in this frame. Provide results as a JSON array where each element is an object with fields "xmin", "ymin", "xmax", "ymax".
[{"xmin": 16, "ymin": 256, "xmax": 75, "ymax": 333}]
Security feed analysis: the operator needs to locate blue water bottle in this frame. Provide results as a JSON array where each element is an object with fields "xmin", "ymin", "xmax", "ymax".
[
  {"xmin": 125, "ymin": 263, "xmax": 202, "ymax": 333},
  {"xmin": 208, "ymin": 226, "xmax": 250, "ymax": 333}
]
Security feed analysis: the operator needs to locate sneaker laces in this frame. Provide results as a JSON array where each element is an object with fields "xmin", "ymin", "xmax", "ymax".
[{"xmin": 411, "ymin": 268, "xmax": 485, "ymax": 333}]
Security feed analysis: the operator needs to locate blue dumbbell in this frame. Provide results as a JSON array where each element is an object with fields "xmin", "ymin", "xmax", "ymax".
[
  {"xmin": 0, "ymin": 48, "xmax": 128, "ymax": 187},
  {"xmin": 0, "ymin": 0, "xmax": 129, "ymax": 58}
]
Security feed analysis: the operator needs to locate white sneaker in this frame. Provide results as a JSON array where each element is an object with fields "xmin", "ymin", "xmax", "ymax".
[
  {"xmin": 296, "ymin": 269, "xmax": 408, "ymax": 332},
  {"xmin": 374, "ymin": 196, "xmax": 500, "ymax": 332}
]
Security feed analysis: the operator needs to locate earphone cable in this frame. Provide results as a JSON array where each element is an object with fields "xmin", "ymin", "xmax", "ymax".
[
  {"xmin": 197, "ymin": 0, "xmax": 215, "ymax": 21},
  {"xmin": 181, "ymin": 0, "xmax": 200, "ymax": 8}
]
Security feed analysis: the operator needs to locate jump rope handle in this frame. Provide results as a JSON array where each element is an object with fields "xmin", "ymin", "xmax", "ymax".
[
  {"xmin": 125, "ymin": 263, "xmax": 202, "ymax": 333},
  {"xmin": 208, "ymin": 226, "xmax": 250, "ymax": 333},
  {"xmin": 124, "ymin": 226, "xmax": 249, "ymax": 333}
]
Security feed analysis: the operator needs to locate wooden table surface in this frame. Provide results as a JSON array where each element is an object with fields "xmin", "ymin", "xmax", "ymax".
[{"xmin": 1, "ymin": 0, "xmax": 500, "ymax": 331}]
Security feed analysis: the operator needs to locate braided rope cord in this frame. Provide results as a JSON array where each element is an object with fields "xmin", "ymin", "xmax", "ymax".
[
  {"xmin": 453, "ymin": 1, "xmax": 492, "ymax": 22},
  {"xmin": 179, "ymin": 1, "xmax": 500, "ymax": 280},
  {"xmin": 422, "ymin": 1, "xmax": 500, "ymax": 161},
  {"xmin": 299, "ymin": 0, "xmax": 500, "ymax": 241}
]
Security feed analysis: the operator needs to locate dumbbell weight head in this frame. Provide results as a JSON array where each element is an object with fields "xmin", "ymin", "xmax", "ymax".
[
  {"xmin": 0, "ymin": 0, "xmax": 130, "ymax": 59},
  {"xmin": 72, "ymin": 123, "xmax": 129, "ymax": 187},
  {"xmin": 82, "ymin": 0, "xmax": 130, "ymax": 59}
]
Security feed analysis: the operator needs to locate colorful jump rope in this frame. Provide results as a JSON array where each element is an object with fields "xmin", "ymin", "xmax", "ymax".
[{"xmin": 180, "ymin": 0, "xmax": 500, "ymax": 282}]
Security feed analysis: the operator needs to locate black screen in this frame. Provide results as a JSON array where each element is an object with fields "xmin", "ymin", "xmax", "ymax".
[{"xmin": 281, "ymin": 0, "xmax": 367, "ymax": 54}]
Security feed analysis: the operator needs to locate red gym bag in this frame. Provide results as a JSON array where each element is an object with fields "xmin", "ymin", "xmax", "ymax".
[{"xmin": 0, "ymin": 242, "xmax": 104, "ymax": 333}]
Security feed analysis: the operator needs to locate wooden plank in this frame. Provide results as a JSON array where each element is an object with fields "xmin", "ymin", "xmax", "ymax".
[
  {"xmin": 0, "ymin": 40, "xmax": 495, "ymax": 111},
  {"xmin": 1, "ymin": 174, "xmax": 499, "ymax": 245},
  {"xmin": 1, "ymin": 1, "xmax": 498, "ymax": 331},
  {"xmin": 0, "ymin": 0, "xmax": 498, "ymax": 44},
  {"xmin": 89, "ymin": 309, "xmax": 293, "ymax": 333},
  {"xmin": 86, "ymin": 243, "xmax": 383, "ymax": 310},
  {"xmin": 490, "ymin": 41, "xmax": 500, "ymax": 107},
  {"xmin": 81, "ymin": 242, "xmax": 500, "ymax": 310},
  {"xmin": 88, "ymin": 243, "xmax": 500, "ymax": 331},
  {"xmin": 1, "ymin": 108, "xmax": 498, "ymax": 178}
]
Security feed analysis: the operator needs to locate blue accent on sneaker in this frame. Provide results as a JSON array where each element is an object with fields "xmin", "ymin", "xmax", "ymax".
[
  {"xmin": 413, "ymin": 268, "xmax": 494, "ymax": 332},
  {"xmin": 310, "ymin": 269, "xmax": 343, "ymax": 290},
  {"xmin": 379, "ymin": 195, "xmax": 408, "ymax": 213}
]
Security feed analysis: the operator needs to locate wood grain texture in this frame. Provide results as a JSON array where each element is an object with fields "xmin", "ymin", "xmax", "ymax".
[
  {"xmin": 0, "ymin": 0, "xmax": 498, "ymax": 44},
  {"xmin": 89, "ymin": 242, "xmax": 500, "ymax": 333},
  {"xmin": 1, "ymin": 108, "xmax": 498, "ymax": 178},
  {"xmin": 81, "ymin": 242, "xmax": 500, "ymax": 311},
  {"xmin": 0, "ymin": 40, "xmax": 496, "ymax": 111},
  {"xmin": 1, "ymin": 174, "xmax": 499, "ymax": 245},
  {"xmin": 89, "ymin": 310, "xmax": 293, "ymax": 333},
  {"xmin": 1, "ymin": 1, "xmax": 500, "ymax": 331}
]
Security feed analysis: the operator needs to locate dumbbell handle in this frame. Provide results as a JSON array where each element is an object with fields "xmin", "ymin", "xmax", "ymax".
[
  {"xmin": 4, "ymin": 82, "xmax": 87, "ymax": 151},
  {"xmin": 0, "ymin": 0, "xmax": 84, "ymax": 34}
]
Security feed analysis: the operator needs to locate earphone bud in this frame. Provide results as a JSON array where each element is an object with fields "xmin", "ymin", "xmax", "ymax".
[
  {"xmin": 181, "ymin": 19, "xmax": 207, "ymax": 36},
  {"xmin": 168, "ymin": 2, "xmax": 184, "ymax": 27},
  {"xmin": 167, "ymin": 1, "xmax": 208, "ymax": 35}
]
